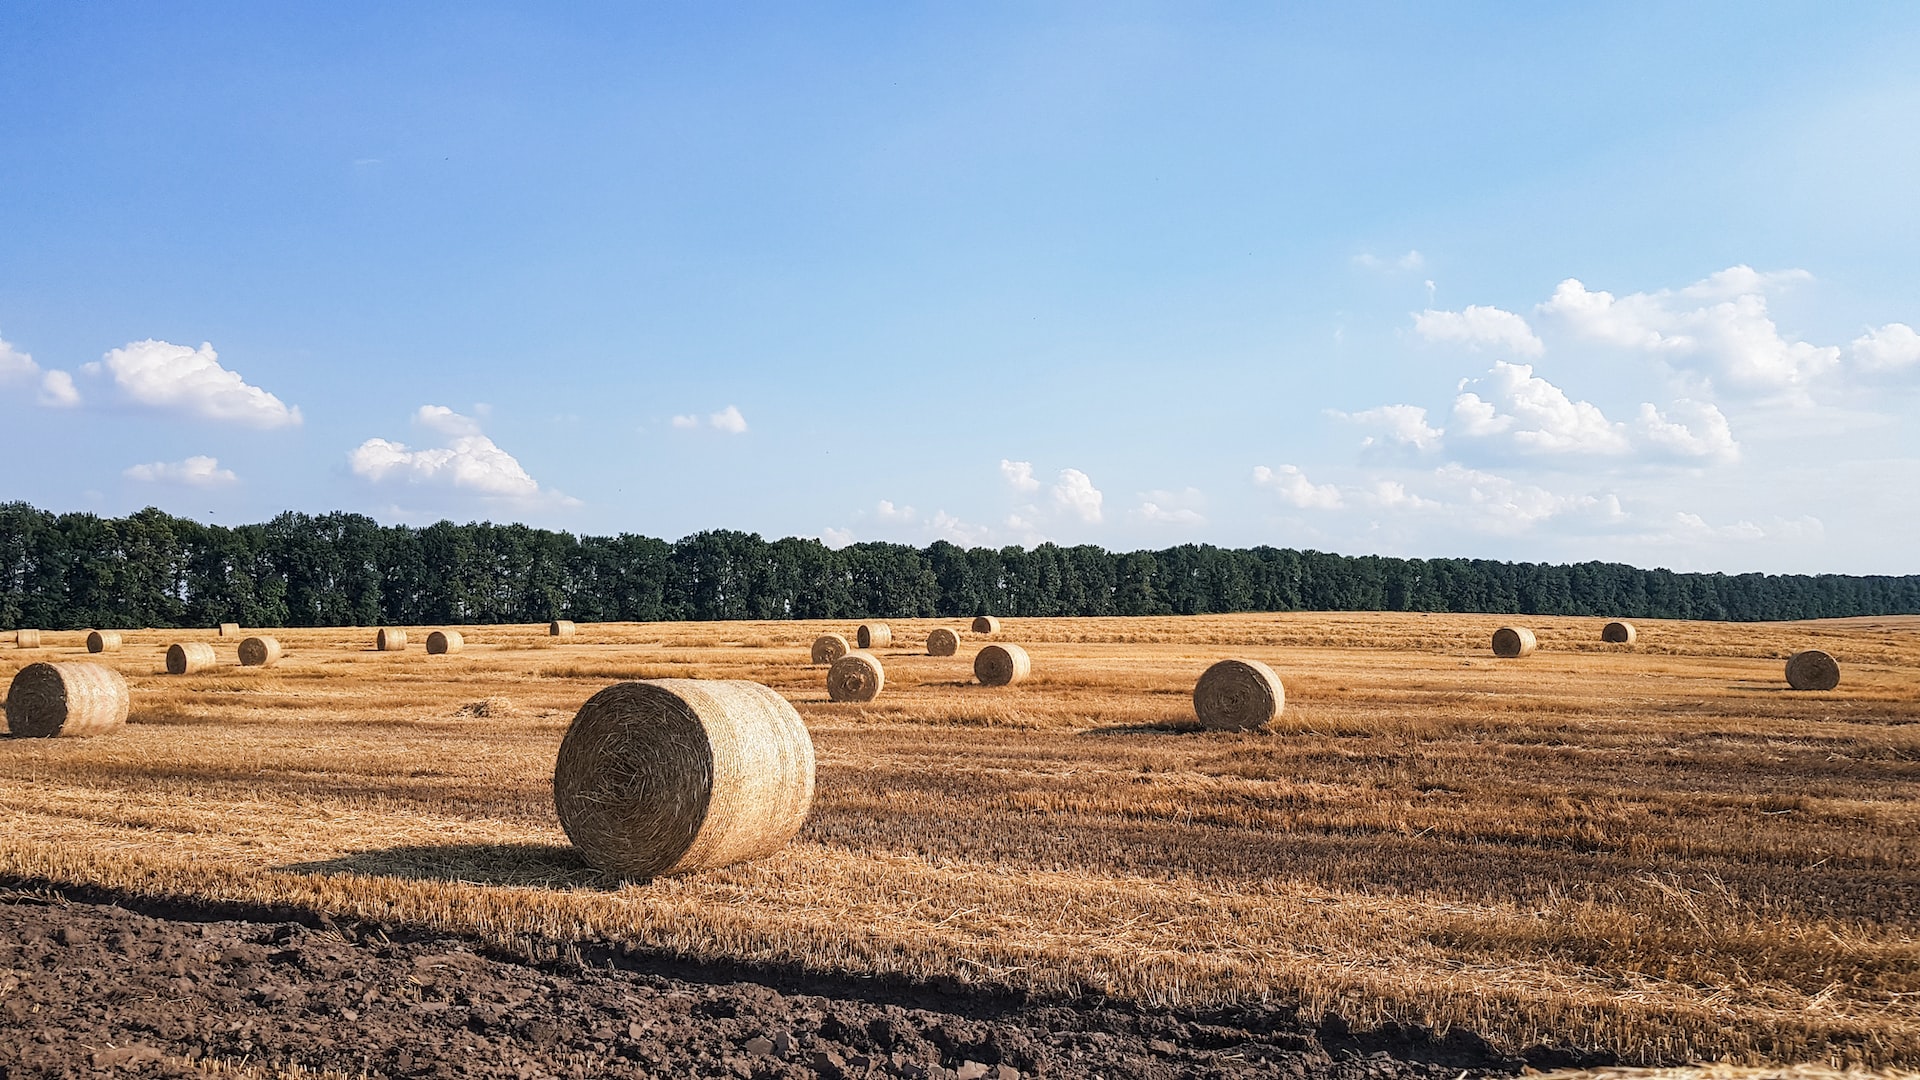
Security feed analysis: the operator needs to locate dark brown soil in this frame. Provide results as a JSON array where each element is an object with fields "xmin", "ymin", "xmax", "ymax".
[{"xmin": 0, "ymin": 886, "xmax": 1607, "ymax": 1079}]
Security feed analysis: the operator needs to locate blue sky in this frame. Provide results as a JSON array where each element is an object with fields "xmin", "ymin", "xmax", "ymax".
[{"xmin": 3, "ymin": 3, "xmax": 1916, "ymax": 573}]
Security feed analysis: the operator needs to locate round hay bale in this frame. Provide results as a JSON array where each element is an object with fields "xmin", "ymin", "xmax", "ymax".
[
  {"xmin": 810, "ymin": 633, "xmax": 849, "ymax": 665},
  {"xmin": 550, "ymin": 620, "xmax": 577, "ymax": 638},
  {"xmin": 552, "ymin": 678, "xmax": 816, "ymax": 877},
  {"xmin": 855, "ymin": 622, "xmax": 891, "ymax": 650},
  {"xmin": 974, "ymin": 643, "xmax": 1031, "ymax": 687},
  {"xmin": 165, "ymin": 642, "xmax": 216, "ymax": 675},
  {"xmin": 85, "ymin": 630, "xmax": 123, "ymax": 653},
  {"xmin": 827, "ymin": 652, "xmax": 885, "ymax": 702},
  {"xmin": 5, "ymin": 662, "xmax": 129, "ymax": 738},
  {"xmin": 217, "ymin": 622, "xmax": 240, "ymax": 638},
  {"xmin": 14, "ymin": 629, "xmax": 41, "ymax": 649},
  {"xmin": 970, "ymin": 616, "xmax": 1000, "ymax": 635},
  {"xmin": 238, "ymin": 636, "xmax": 282, "ymax": 667},
  {"xmin": 375, "ymin": 628, "xmax": 408, "ymax": 651},
  {"xmin": 427, "ymin": 630, "xmax": 464, "ymax": 655},
  {"xmin": 1785, "ymin": 650, "xmax": 1840, "ymax": 691},
  {"xmin": 926, "ymin": 627, "xmax": 963, "ymax": 656},
  {"xmin": 1601, "ymin": 620, "xmax": 1636, "ymax": 644},
  {"xmin": 1491, "ymin": 627, "xmax": 1537, "ymax": 658},
  {"xmin": 1193, "ymin": 658, "xmax": 1285, "ymax": 731}
]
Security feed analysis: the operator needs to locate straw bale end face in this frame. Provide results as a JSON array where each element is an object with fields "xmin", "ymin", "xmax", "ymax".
[
  {"xmin": 1785, "ymin": 650, "xmax": 1840, "ymax": 691},
  {"xmin": 6, "ymin": 662, "xmax": 130, "ymax": 737},
  {"xmin": 553, "ymin": 679, "xmax": 816, "ymax": 878},
  {"xmin": 1491, "ymin": 627, "xmax": 1537, "ymax": 658},
  {"xmin": 550, "ymin": 620, "xmax": 577, "ymax": 638},
  {"xmin": 970, "ymin": 616, "xmax": 1000, "ymax": 635},
  {"xmin": 974, "ymin": 643, "xmax": 1031, "ymax": 687},
  {"xmin": 1601, "ymin": 620, "xmax": 1636, "ymax": 644},
  {"xmin": 86, "ymin": 630, "xmax": 123, "ymax": 653},
  {"xmin": 165, "ymin": 642, "xmax": 216, "ymax": 675},
  {"xmin": 926, "ymin": 627, "xmax": 963, "ymax": 656},
  {"xmin": 810, "ymin": 633, "xmax": 849, "ymax": 666},
  {"xmin": 375, "ymin": 628, "xmax": 408, "ymax": 651},
  {"xmin": 238, "ymin": 636, "xmax": 282, "ymax": 667},
  {"xmin": 217, "ymin": 623, "xmax": 240, "ymax": 638},
  {"xmin": 427, "ymin": 630, "xmax": 464, "ymax": 655},
  {"xmin": 827, "ymin": 652, "xmax": 884, "ymax": 702},
  {"xmin": 855, "ymin": 623, "xmax": 891, "ymax": 650},
  {"xmin": 1193, "ymin": 658, "xmax": 1285, "ymax": 731}
]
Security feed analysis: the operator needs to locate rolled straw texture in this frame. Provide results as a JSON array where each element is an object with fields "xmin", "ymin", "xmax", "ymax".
[
  {"xmin": 5, "ymin": 662, "xmax": 129, "ymax": 738},
  {"xmin": 427, "ymin": 630, "xmax": 464, "ymax": 655},
  {"xmin": 238, "ymin": 636, "xmax": 282, "ymax": 667},
  {"xmin": 1602, "ymin": 621, "xmax": 1637, "ymax": 644},
  {"xmin": 970, "ymin": 616, "xmax": 1000, "ymax": 635},
  {"xmin": 165, "ymin": 642, "xmax": 216, "ymax": 675},
  {"xmin": 855, "ymin": 623, "xmax": 891, "ymax": 649},
  {"xmin": 974, "ymin": 643, "xmax": 1031, "ymax": 687},
  {"xmin": 926, "ymin": 628, "xmax": 962, "ymax": 656},
  {"xmin": 552, "ymin": 679, "xmax": 815, "ymax": 877},
  {"xmin": 1193, "ymin": 658, "xmax": 1286, "ymax": 731},
  {"xmin": 827, "ymin": 652, "xmax": 885, "ymax": 702},
  {"xmin": 86, "ymin": 631, "xmax": 123, "ymax": 653},
  {"xmin": 217, "ymin": 623, "xmax": 240, "ymax": 638},
  {"xmin": 810, "ymin": 634, "xmax": 849, "ymax": 666},
  {"xmin": 14, "ymin": 630, "xmax": 40, "ymax": 649},
  {"xmin": 1491, "ymin": 627, "xmax": 1537, "ymax": 658},
  {"xmin": 1785, "ymin": 650, "xmax": 1840, "ymax": 691},
  {"xmin": 376, "ymin": 628, "xmax": 408, "ymax": 651},
  {"xmin": 550, "ymin": 620, "xmax": 577, "ymax": 638}
]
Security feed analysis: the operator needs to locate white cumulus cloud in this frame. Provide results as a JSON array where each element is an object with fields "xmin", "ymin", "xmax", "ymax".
[
  {"xmin": 1050, "ymin": 468, "xmax": 1104, "ymax": 523},
  {"xmin": 0, "ymin": 331, "xmax": 82, "ymax": 409},
  {"xmin": 819, "ymin": 527, "xmax": 855, "ymax": 550},
  {"xmin": 123, "ymin": 455, "xmax": 238, "ymax": 487},
  {"xmin": 1252, "ymin": 464, "xmax": 1344, "ymax": 509},
  {"xmin": 1333, "ymin": 404, "xmax": 1444, "ymax": 452},
  {"xmin": 1539, "ymin": 267, "xmax": 1839, "ymax": 394},
  {"xmin": 874, "ymin": 499, "xmax": 917, "ymax": 523},
  {"xmin": 1851, "ymin": 323, "xmax": 1920, "ymax": 373},
  {"xmin": 37, "ymin": 370, "xmax": 81, "ymax": 408},
  {"xmin": 349, "ymin": 406, "xmax": 567, "ymax": 503},
  {"xmin": 1000, "ymin": 459, "xmax": 1040, "ymax": 492},
  {"xmin": 1414, "ymin": 305, "xmax": 1544, "ymax": 358},
  {"xmin": 670, "ymin": 414, "xmax": 701, "ymax": 429},
  {"xmin": 95, "ymin": 339, "xmax": 301, "ymax": 428},
  {"xmin": 1448, "ymin": 362, "xmax": 1736, "ymax": 462},
  {"xmin": 709, "ymin": 405, "xmax": 748, "ymax": 433},
  {"xmin": 1135, "ymin": 488, "xmax": 1207, "ymax": 526}
]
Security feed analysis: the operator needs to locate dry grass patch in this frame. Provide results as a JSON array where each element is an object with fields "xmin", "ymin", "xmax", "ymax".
[{"xmin": 1, "ymin": 612, "xmax": 1916, "ymax": 1066}]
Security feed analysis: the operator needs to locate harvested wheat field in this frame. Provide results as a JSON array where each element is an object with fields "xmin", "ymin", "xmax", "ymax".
[{"xmin": 2, "ymin": 613, "xmax": 1917, "ymax": 1071}]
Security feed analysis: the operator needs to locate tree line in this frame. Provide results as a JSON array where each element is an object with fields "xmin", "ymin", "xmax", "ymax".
[{"xmin": 1, "ymin": 502, "xmax": 1915, "ymax": 630}]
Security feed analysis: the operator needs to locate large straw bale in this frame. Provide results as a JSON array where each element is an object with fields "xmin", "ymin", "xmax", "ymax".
[
  {"xmin": 552, "ymin": 679, "xmax": 815, "ymax": 877},
  {"xmin": 238, "ymin": 636, "xmax": 281, "ymax": 667},
  {"xmin": 1602, "ymin": 620, "xmax": 1637, "ymax": 644},
  {"xmin": 217, "ymin": 623, "xmax": 240, "ymax": 638},
  {"xmin": 375, "ymin": 628, "xmax": 408, "ymax": 651},
  {"xmin": 926, "ymin": 628, "xmax": 963, "ymax": 656},
  {"xmin": 427, "ymin": 630, "xmax": 464, "ymax": 655},
  {"xmin": 827, "ymin": 652, "xmax": 885, "ymax": 702},
  {"xmin": 85, "ymin": 631, "xmax": 123, "ymax": 653},
  {"xmin": 165, "ymin": 642, "xmax": 216, "ymax": 675},
  {"xmin": 550, "ymin": 620, "xmax": 576, "ymax": 638},
  {"xmin": 970, "ymin": 616, "xmax": 1001, "ymax": 635},
  {"xmin": 5, "ymin": 662, "xmax": 129, "ymax": 738},
  {"xmin": 1491, "ymin": 627, "xmax": 1537, "ymax": 658},
  {"xmin": 13, "ymin": 630, "xmax": 40, "ymax": 649},
  {"xmin": 974, "ymin": 643, "xmax": 1031, "ymax": 687},
  {"xmin": 1192, "ymin": 658, "xmax": 1286, "ymax": 731},
  {"xmin": 810, "ymin": 634, "xmax": 849, "ymax": 665},
  {"xmin": 855, "ymin": 623, "xmax": 891, "ymax": 649},
  {"xmin": 1785, "ymin": 650, "xmax": 1840, "ymax": 691}
]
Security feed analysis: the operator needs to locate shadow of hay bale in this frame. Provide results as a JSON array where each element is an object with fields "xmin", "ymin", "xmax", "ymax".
[{"xmin": 280, "ymin": 842, "xmax": 627, "ymax": 889}]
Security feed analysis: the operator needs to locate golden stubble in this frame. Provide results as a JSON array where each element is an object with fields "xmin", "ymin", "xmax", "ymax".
[{"xmin": 2, "ymin": 613, "xmax": 1916, "ymax": 1066}]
